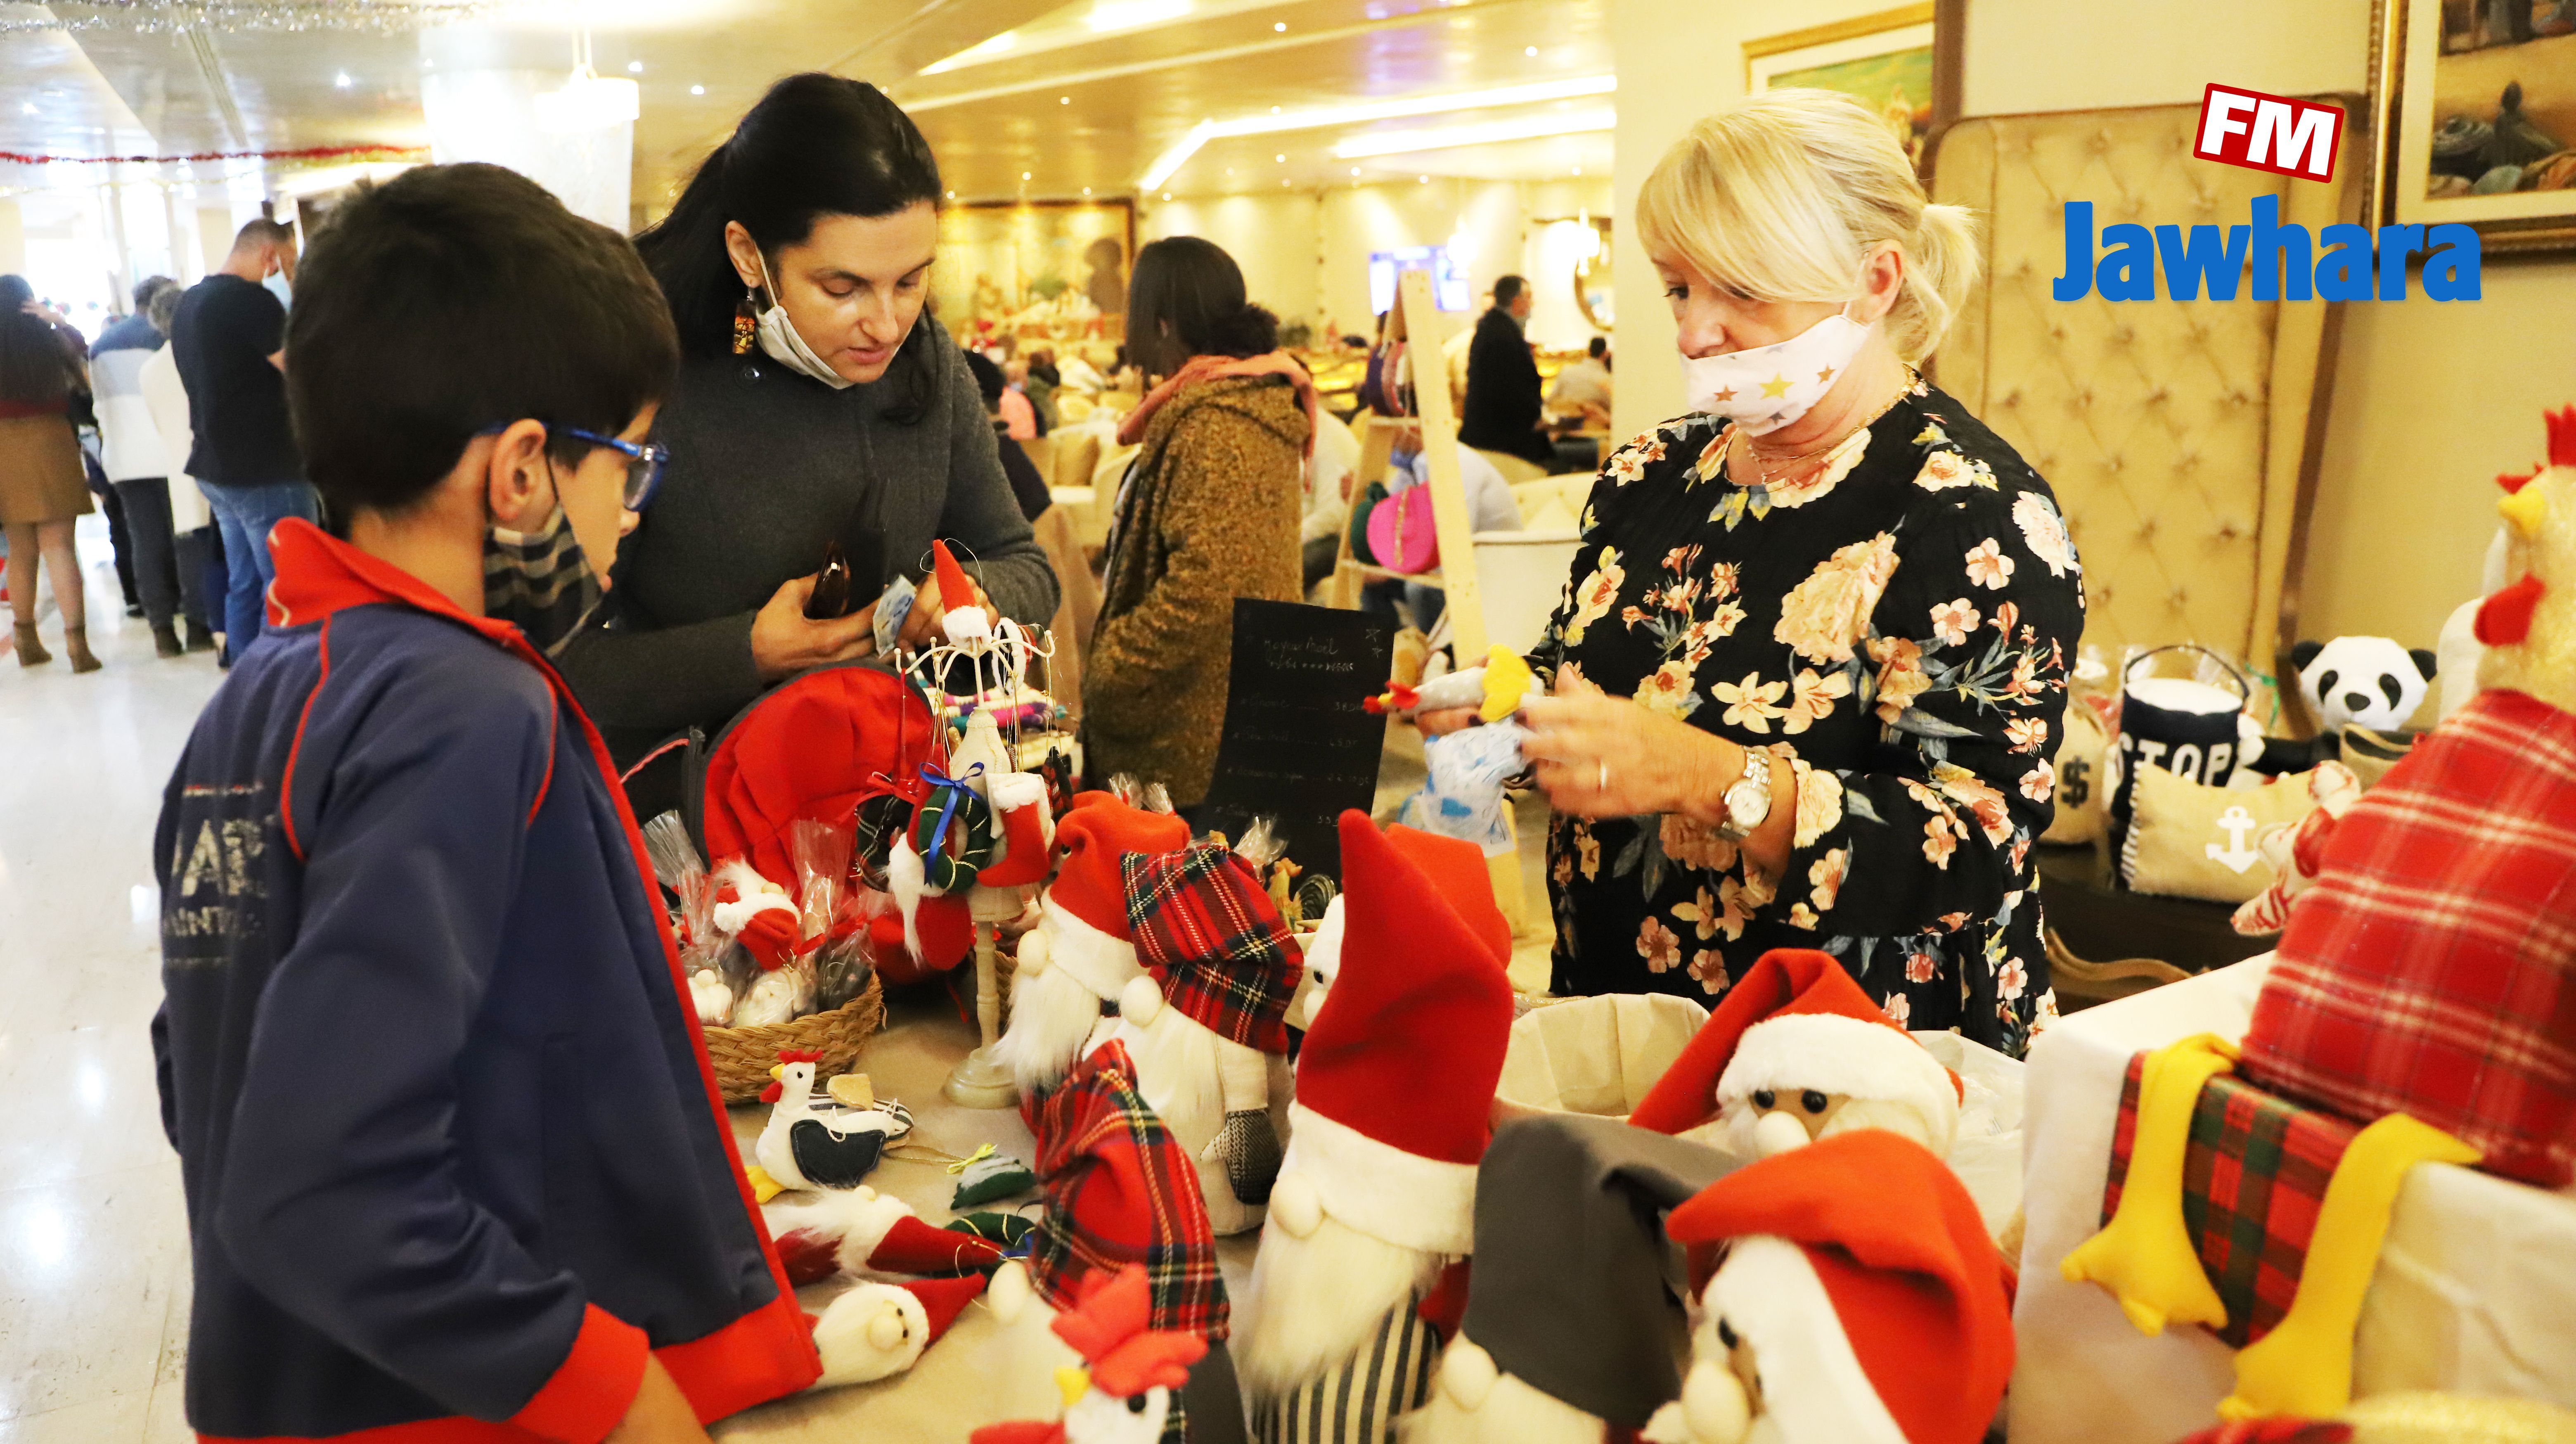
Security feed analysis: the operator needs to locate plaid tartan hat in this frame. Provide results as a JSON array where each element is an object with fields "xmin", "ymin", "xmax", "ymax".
[
  {"xmin": 1027, "ymin": 1041, "xmax": 1230, "ymax": 1341},
  {"xmin": 1122, "ymin": 845, "xmax": 1305, "ymax": 1055}
]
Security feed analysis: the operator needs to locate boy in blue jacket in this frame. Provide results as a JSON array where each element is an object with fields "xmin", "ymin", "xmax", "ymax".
[{"xmin": 151, "ymin": 164, "xmax": 820, "ymax": 1444}]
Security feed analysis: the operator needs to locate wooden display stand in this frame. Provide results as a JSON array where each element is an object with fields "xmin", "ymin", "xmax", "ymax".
[{"xmin": 1328, "ymin": 270, "xmax": 1536, "ymax": 941}]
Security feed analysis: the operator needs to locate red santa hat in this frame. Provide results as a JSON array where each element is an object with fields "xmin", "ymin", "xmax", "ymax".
[
  {"xmin": 1385, "ymin": 822, "xmax": 1512, "ymax": 967},
  {"xmin": 1272, "ymin": 811, "xmax": 1515, "ymax": 1257},
  {"xmin": 1118, "ymin": 844, "xmax": 1305, "ymax": 1054},
  {"xmin": 1038, "ymin": 798, "xmax": 1191, "ymax": 1003},
  {"xmin": 1026, "ymin": 1040, "xmax": 1228, "ymax": 1338},
  {"xmin": 1628, "ymin": 948, "xmax": 1960, "ymax": 1155},
  {"xmin": 769, "ymin": 1185, "xmax": 1009, "ymax": 1286},
  {"xmin": 811, "ymin": 1271, "xmax": 989, "ymax": 1386},
  {"xmin": 1664, "ymin": 1131, "xmax": 2014, "ymax": 1444}
]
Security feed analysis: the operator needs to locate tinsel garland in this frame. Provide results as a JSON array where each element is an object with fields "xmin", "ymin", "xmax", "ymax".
[
  {"xmin": 0, "ymin": 144, "xmax": 429, "ymax": 166},
  {"xmin": 0, "ymin": 1, "xmax": 490, "ymax": 34}
]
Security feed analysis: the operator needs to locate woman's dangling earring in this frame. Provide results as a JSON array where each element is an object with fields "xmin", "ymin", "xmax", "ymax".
[{"xmin": 732, "ymin": 287, "xmax": 758, "ymax": 356}]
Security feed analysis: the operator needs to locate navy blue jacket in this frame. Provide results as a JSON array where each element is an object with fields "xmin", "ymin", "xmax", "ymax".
[{"xmin": 152, "ymin": 520, "xmax": 817, "ymax": 1443}]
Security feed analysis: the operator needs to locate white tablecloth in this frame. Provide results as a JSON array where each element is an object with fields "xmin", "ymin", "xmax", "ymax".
[{"xmin": 2009, "ymin": 956, "xmax": 2576, "ymax": 1443}]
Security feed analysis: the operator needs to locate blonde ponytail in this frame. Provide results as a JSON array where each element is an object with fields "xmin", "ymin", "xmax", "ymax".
[{"xmin": 1636, "ymin": 89, "xmax": 1982, "ymax": 365}]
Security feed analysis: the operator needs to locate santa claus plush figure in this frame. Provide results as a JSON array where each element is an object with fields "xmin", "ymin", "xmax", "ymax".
[
  {"xmin": 1283, "ymin": 821, "xmax": 1509, "ymax": 1034},
  {"xmin": 1629, "ymin": 948, "xmax": 1962, "ymax": 1162},
  {"xmin": 1649, "ymin": 1130, "xmax": 2014, "ymax": 1444},
  {"xmin": 1110, "ymin": 843, "xmax": 1305, "ymax": 1235},
  {"xmin": 995, "ymin": 795, "xmax": 1191, "ymax": 1096},
  {"xmin": 1235, "ymin": 811, "xmax": 1515, "ymax": 1444}
]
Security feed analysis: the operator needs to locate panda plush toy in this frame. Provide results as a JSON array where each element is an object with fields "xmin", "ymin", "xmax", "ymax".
[{"xmin": 2292, "ymin": 636, "xmax": 2438, "ymax": 733}]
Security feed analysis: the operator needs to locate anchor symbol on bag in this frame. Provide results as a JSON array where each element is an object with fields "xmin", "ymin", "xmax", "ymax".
[{"xmin": 2205, "ymin": 804, "xmax": 2263, "ymax": 874}]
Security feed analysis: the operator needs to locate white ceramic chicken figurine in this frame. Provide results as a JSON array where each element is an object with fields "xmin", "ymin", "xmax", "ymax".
[
  {"xmin": 970, "ymin": 1265, "xmax": 1208, "ymax": 1444},
  {"xmin": 755, "ymin": 1050, "xmax": 902, "ymax": 1192}
]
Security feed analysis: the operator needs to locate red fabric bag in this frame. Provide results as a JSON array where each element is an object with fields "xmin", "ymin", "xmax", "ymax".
[
  {"xmin": 2241, "ymin": 688, "xmax": 2576, "ymax": 1186},
  {"xmin": 698, "ymin": 662, "xmax": 973, "ymax": 980}
]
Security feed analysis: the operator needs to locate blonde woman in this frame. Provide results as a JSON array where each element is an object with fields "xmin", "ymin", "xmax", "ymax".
[{"xmin": 1433, "ymin": 90, "xmax": 2084, "ymax": 1054}]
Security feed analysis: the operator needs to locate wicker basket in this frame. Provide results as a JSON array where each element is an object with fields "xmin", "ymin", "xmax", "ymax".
[{"xmin": 703, "ymin": 972, "xmax": 887, "ymax": 1104}]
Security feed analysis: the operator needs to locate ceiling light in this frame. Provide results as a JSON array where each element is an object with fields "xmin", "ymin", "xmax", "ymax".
[
  {"xmin": 1022, "ymin": 171, "xmax": 1032, "ymax": 180},
  {"xmin": 1161, "ymin": 191, "xmax": 1172, "ymax": 200},
  {"xmin": 1419, "ymin": 174, "xmax": 1429, "ymax": 183},
  {"xmin": 1127, "ymin": 74, "xmax": 1615, "ymax": 191},
  {"xmin": 1082, "ymin": 186, "xmax": 1092, "ymax": 195},
  {"xmin": 1061, "ymin": 96, "xmax": 1071, "ymax": 104},
  {"xmin": 1087, "ymin": 0, "xmax": 1190, "ymax": 33},
  {"xmin": 334, "ymin": 71, "xmax": 352, "ymax": 88},
  {"xmin": 1274, "ymin": 154, "xmax": 1285, "ymax": 162},
  {"xmin": 1270, "ymin": 106, "xmax": 1281, "ymax": 114},
  {"xmin": 627, "ymin": 60, "xmax": 644, "ymax": 73},
  {"xmin": 1350, "ymin": 166, "xmax": 1360, "ymax": 176},
  {"xmin": 923, "ymin": 30, "xmax": 1018, "ymax": 74},
  {"xmin": 1225, "ymin": 167, "xmax": 1234, "ymax": 175},
  {"xmin": 1273, "ymin": 20, "xmax": 1286, "ymax": 30},
  {"xmin": 535, "ymin": 67, "xmax": 639, "ymax": 132},
  {"xmin": 1525, "ymin": 46, "xmax": 1537, "ymax": 56},
  {"xmin": 690, "ymin": 84, "xmax": 705, "ymax": 95},
  {"xmin": 1571, "ymin": 165, "xmax": 1582, "ymax": 175},
  {"xmin": 946, "ymin": 189, "xmax": 957, "ymax": 198},
  {"xmin": 1336, "ymin": 107, "xmax": 1617, "ymax": 159}
]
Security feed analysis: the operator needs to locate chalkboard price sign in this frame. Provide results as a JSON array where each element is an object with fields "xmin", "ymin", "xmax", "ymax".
[{"xmin": 1200, "ymin": 599, "xmax": 1395, "ymax": 881}]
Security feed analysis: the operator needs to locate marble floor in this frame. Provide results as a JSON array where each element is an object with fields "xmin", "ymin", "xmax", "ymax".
[
  {"xmin": 0, "ymin": 526, "xmax": 1558, "ymax": 1441},
  {"xmin": 0, "ymin": 531, "xmax": 213, "ymax": 1442}
]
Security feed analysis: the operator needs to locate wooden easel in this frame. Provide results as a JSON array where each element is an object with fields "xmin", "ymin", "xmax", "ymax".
[{"xmin": 1331, "ymin": 269, "xmax": 1534, "ymax": 939}]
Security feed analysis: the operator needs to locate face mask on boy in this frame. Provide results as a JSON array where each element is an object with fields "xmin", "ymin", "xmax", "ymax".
[
  {"xmin": 1679, "ymin": 301, "xmax": 1873, "ymax": 437},
  {"xmin": 751, "ymin": 250, "xmax": 858, "ymax": 390},
  {"xmin": 484, "ymin": 501, "xmax": 604, "ymax": 657}
]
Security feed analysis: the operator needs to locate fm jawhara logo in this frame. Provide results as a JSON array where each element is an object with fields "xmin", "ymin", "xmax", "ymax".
[{"xmin": 2052, "ymin": 84, "xmax": 2481, "ymax": 304}]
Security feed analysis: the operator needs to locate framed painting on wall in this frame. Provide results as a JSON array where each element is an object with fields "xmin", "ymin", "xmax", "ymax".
[
  {"xmin": 2368, "ymin": 0, "xmax": 2576, "ymax": 251},
  {"xmin": 932, "ymin": 199, "xmax": 1136, "ymax": 350},
  {"xmin": 1746, "ymin": 2, "xmax": 1945, "ymax": 174}
]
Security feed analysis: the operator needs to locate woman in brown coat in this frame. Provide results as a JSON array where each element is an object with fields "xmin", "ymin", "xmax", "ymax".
[
  {"xmin": 0, "ymin": 274, "xmax": 98, "ymax": 671},
  {"xmin": 1084, "ymin": 236, "xmax": 1312, "ymax": 807}
]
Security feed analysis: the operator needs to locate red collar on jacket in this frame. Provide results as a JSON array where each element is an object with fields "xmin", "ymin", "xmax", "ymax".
[{"xmin": 265, "ymin": 517, "xmax": 541, "ymax": 663}]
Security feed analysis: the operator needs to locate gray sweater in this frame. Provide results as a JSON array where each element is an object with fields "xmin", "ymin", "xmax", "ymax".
[{"xmin": 559, "ymin": 312, "xmax": 1060, "ymax": 758}]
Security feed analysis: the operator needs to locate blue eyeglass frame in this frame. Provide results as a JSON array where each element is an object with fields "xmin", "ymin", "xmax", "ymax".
[{"xmin": 472, "ymin": 422, "xmax": 671, "ymax": 510}]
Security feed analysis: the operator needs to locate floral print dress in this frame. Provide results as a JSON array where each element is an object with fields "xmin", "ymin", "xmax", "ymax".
[{"xmin": 1528, "ymin": 376, "xmax": 2084, "ymax": 1056}]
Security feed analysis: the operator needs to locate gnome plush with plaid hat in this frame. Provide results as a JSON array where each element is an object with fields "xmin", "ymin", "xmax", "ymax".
[
  {"xmin": 1630, "ymin": 948, "xmax": 1962, "ymax": 1163},
  {"xmin": 1646, "ymin": 1130, "xmax": 2014, "ymax": 1444},
  {"xmin": 997, "ymin": 794, "xmax": 1193, "ymax": 1096},
  {"xmin": 1003, "ymin": 1038, "xmax": 1240, "ymax": 1443},
  {"xmin": 1110, "ymin": 842, "xmax": 1305, "ymax": 1235},
  {"xmin": 1234, "ymin": 811, "xmax": 1515, "ymax": 1444}
]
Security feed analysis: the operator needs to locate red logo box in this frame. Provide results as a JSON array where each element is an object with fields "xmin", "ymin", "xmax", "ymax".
[{"xmin": 2193, "ymin": 84, "xmax": 2342, "ymax": 182}]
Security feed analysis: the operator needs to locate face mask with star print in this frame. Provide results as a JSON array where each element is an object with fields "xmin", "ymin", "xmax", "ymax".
[{"xmin": 1679, "ymin": 302, "xmax": 1873, "ymax": 437}]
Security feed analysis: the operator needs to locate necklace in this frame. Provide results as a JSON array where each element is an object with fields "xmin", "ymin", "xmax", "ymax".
[{"xmin": 1727, "ymin": 367, "xmax": 1915, "ymax": 491}]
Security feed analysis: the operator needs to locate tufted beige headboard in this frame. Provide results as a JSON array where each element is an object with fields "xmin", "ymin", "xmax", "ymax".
[{"xmin": 1929, "ymin": 99, "xmax": 2360, "ymax": 684}]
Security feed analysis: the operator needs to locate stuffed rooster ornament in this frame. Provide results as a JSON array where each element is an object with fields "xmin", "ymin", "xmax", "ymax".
[
  {"xmin": 2066, "ymin": 406, "xmax": 2576, "ymax": 1424},
  {"xmin": 756, "ymin": 1050, "xmax": 906, "ymax": 1191},
  {"xmin": 972, "ymin": 1266, "xmax": 1208, "ymax": 1444}
]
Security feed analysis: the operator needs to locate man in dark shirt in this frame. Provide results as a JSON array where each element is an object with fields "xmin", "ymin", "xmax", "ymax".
[
  {"xmin": 171, "ymin": 218, "xmax": 317, "ymax": 663},
  {"xmin": 1456, "ymin": 274, "xmax": 1553, "ymax": 469}
]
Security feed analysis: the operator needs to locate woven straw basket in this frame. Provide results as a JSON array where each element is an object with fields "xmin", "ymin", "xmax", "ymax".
[{"xmin": 702, "ymin": 971, "xmax": 887, "ymax": 1103}]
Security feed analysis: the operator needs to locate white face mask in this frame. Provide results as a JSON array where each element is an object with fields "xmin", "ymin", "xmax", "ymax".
[
  {"xmin": 751, "ymin": 250, "xmax": 857, "ymax": 390},
  {"xmin": 1680, "ymin": 303, "xmax": 1873, "ymax": 436}
]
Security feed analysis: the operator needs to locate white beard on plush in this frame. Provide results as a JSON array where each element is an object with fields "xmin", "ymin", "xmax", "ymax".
[
  {"xmin": 1402, "ymin": 1339, "xmax": 1613, "ymax": 1444},
  {"xmin": 1235, "ymin": 1195, "xmax": 1448, "ymax": 1397},
  {"xmin": 993, "ymin": 896, "xmax": 1139, "ymax": 1094}
]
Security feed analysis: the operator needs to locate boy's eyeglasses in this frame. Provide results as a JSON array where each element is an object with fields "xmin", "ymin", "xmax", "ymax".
[{"xmin": 473, "ymin": 423, "xmax": 670, "ymax": 510}]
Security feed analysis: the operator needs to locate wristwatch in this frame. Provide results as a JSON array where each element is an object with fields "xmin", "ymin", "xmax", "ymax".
[{"xmin": 1715, "ymin": 747, "xmax": 1774, "ymax": 843}]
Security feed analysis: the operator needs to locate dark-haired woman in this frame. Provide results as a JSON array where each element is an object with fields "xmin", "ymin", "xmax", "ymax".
[
  {"xmin": 1082, "ymin": 235, "xmax": 1312, "ymax": 808},
  {"xmin": 559, "ymin": 74, "xmax": 1058, "ymax": 766},
  {"xmin": 0, "ymin": 275, "xmax": 99, "ymax": 672}
]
